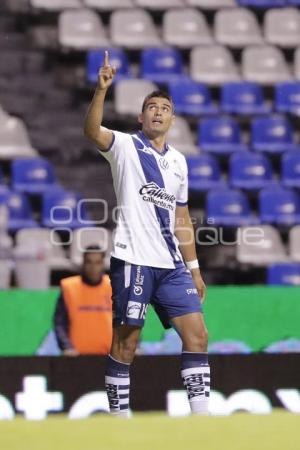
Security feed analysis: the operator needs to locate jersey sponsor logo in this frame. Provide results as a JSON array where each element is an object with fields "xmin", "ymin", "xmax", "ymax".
[
  {"xmin": 159, "ymin": 158, "xmax": 169, "ymax": 170},
  {"xmin": 126, "ymin": 301, "xmax": 148, "ymax": 319},
  {"xmin": 139, "ymin": 182, "xmax": 176, "ymax": 211},
  {"xmin": 135, "ymin": 266, "xmax": 144, "ymax": 286},
  {"xmin": 186, "ymin": 288, "xmax": 198, "ymax": 295}
]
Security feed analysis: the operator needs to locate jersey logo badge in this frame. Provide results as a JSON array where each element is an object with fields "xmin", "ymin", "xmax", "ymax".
[{"xmin": 159, "ymin": 158, "xmax": 169, "ymax": 170}]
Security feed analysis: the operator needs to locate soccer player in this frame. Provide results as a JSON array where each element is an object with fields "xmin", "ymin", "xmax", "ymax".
[{"xmin": 84, "ymin": 51, "xmax": 210, "ymax": 416}]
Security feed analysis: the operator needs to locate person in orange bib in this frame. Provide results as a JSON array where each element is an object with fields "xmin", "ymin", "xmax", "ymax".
[{"xmin": 54, "ymin": 245, "xmax": 112, "ymax": 356}]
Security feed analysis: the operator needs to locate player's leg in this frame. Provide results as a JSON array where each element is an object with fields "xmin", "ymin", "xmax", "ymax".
[
  {"xmin": 154, "ymin": 266, "xmax": 210, "ymax": 415},
  {"xmin": 171, "ymin": 312, "xmax": 210, "ymax": 415},
  {"xmin": 105, "ymin": 257, "xmax": 153, "ymax": 417},
  {"xmin": 105, "ymin": 325, "xmax": 141, "ymax": 417}
]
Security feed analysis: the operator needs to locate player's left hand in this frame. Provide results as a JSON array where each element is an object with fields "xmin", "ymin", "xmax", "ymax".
[{"xmin": 191, "ymin": 269, "xmax": 206, "ymax": 304}]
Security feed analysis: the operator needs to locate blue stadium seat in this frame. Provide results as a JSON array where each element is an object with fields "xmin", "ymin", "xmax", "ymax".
[
  {"xmin": 221, "ymin": 82, "xmax": 271, "ymax": 115},
  {"xmin": 198, "ymin": 117, "xmax": 248, "ymax": 154},
  {"xmin": 141, "ymin": 47, "xmax": 184, "ymax": 84},
  {"xmin": 238, "ymin": 0, "xmax": 286, "ymax": 6},
  {"xmin": 267, "ymin": 263, "xmax": 300, "ymax": 286},
  {"xmin": 86, "ymin": 48, "xmax": 131, "ymax": 84},
  {"xmin": 206, "ymin": 188, "xmax": 259, "ymax": 226},
  {"xmin": 169, "ymin": 79, "xmax": 218, "ymax": 115},
  {"xmin": 281, "ymin": 151, "xmax": 300, "ymax": 188},
  {"xmin": 275, "ymin": 82, "xmax": 300, "ymax": 116},
  {"xmin": 11, "ymin": 158, "xmax": 59, "ymax": 194},
  {"xmin": 251, "ymin": 115, "xmax": 300, "ymax": 154},
  {"xmin": 186, "ymin": 154, "xmax": 226, "ymax": 192},
  {"xmin": 0, "ymin": 190, "xmax": 37, "ymax": 231},
  {"xmin": 288, "ymin": 0, "xmax": 300, "ymax": 5},
  {"xmin": 229, "ymin": 152, "xmax": 274, "ymax": 190},
  {"xmin": 42, "ymin": 190, "xmax": 91, "ymax": 229},
  {"xmin": 259, "ymin": 186, "xmax": 300, "ymax": 225}
]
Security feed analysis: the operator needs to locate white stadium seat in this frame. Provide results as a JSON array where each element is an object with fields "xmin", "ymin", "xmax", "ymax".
[
  {"xmin": 190, "ymin": 45, "xmax": 240, "ymax": 85},
  {"xmin": 115, "ymin": 79, "xmax": 158, "ymax": 116},
  {"xmin": 58, "ymin": 9, "xmax": 110, "ymax": 50},
  {"xmin": 242, "ymin": 45, "xmax": 292, "ymax": 84},
  {"xmin": 215, "ymin": 8, "xmax": 264, "ymax": 48},
  {"xmin": 163, "ymin": 8, "xmax": 213, "ymax": 48},
  {"xmin": 264, "ymin": 8, "xmax": 300, "ymax": 48},
  {"xmin": 167, "ymin": 117, "xmax": 199, "ymax": 156},
  {"xmin": 110, "ymin": 9, "xmax": 162, "ymax": 49}
]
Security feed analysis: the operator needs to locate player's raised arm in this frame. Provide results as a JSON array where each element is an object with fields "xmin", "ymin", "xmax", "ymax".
[{"xmin": 84, "ymin": 50, "xmax": 116, "ymax": 152}]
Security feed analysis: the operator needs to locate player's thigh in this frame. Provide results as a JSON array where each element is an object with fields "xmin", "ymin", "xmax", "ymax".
[
  {"xmin": 171, "ymin": 312, "xmax": 208, "ymax": 351},
  {"xmin": 110, "ymin": 257, "xmax": 153, "ymax": 328}
]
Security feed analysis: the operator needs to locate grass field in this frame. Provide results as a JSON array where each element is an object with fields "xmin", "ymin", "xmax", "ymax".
[{"xmin": 0, "ymin": 411, "xmax": 298, "ymax": 450}]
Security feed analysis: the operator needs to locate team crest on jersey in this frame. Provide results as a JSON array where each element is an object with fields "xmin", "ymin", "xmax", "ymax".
[
  {"xmin": 159, "ymin": 158, "xmax": 169, "ymax": 170},
  {"xmin": 139, "ymin": 182, "xmax": 176, "ymax": 211}
]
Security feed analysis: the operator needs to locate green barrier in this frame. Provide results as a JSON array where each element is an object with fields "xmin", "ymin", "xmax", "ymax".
[{"xmin": 0, "ymin": 287, "xmax": 299, "ymax": 355}]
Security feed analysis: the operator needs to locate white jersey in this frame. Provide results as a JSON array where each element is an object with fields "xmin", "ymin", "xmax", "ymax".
[{"xmin": 100, "ymin": 130, "xmax": 189, "ymax": 268}]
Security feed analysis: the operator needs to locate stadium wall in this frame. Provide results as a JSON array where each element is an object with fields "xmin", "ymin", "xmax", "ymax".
[
  {"xmin": 0, "ymin": 355, "xmax": 299, "ymax": 419},
  {"xmin": 0, "ymin": 287, "xmax": 299, "ymax": 355}
]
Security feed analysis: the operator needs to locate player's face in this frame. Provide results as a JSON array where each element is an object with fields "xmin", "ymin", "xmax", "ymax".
[
  {"xmin": 82, "ymin": 252, "xmax": 104, "ymax": 284},
  {"xmin": 139, "ymin": 97, "xmax": 174, "ymax": 137}
]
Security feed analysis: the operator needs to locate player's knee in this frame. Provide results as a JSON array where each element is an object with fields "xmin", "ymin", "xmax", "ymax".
[
  {"xmin": 184, "ymin": 328, "xmax": 208, "ymax": 352},
  {"xmin": 112, "ymin": 336, "xmax": 138, "ymax": 363}
]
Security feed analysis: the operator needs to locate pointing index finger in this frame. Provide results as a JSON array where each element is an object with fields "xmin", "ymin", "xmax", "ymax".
[{"xmin": 104, "ymin": 50, "xmax": 109, "ymax": 67}]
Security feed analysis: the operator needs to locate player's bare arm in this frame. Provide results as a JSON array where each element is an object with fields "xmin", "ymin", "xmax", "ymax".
[
  {"xmin": 84, "ymin": 51, "xmax": 116, "ymax": 151},
  {"xmin": 175, "ymin": 205, "xmax": 206, "ymax": 302}
]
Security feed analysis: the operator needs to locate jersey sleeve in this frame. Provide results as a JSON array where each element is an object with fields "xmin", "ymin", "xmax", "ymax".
[
  {"xmin": 176, "ymin": 156, "xmax": 188, "ymax": 206},
  {"xmin": 98, "ymin": 130, "xmax": 131, "ymax": 163}
]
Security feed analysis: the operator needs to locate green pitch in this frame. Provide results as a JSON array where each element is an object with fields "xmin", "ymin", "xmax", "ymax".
[{"xmin": 0, "ymin": 411, "xmax": 298, "ymax": 450}]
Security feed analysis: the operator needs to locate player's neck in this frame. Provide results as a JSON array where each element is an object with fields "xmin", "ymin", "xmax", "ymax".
[{"xmin": 142, "ymin": 131, "xmax": 166, "ymax": 153}]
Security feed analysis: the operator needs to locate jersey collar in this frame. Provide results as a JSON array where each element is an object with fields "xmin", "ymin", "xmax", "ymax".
[{"xmin": 137, "ymin": 131, "xmax": 169, "ymax": 156}]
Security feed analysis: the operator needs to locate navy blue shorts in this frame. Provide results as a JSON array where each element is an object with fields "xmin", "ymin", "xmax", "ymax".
[{"xmin": 109, "ymin": 257, "xmax": 202, "ymax": 329}]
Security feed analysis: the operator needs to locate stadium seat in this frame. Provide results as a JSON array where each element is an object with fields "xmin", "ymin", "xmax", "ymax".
[
  {"xmin": 11, "ymin": 158, "xmax": 59, "ymax": 194},
  {"xmin": 289, "ymin": 225, "xmax": 300, "ymax": 261},
  {"xmin": 141, "ymin": 48, "xmax": 184, "ymax": 84},
  {"xmin": 229, "ymin": 152, "xmax": 274, "ymax": 190},
  {"xmin": 289, "ymin": 0, "xmax": 300, "ymax": 4},
  {"xmin": 163, "ymin": 8, "xmax": 213, "ymax": 48},
  {"xmin": 0, "ymin": 190, "xmax": 37, "ymax": 231},
  {"xmin": 30, "ymin": 0, "xmax": 81, "ymax": 11},
  {"xmin": 294, "ymin": 47, "xmax": 300, "ymax": 80},
  {"xmin": 186, "ymin": 154, "xmax": 226, "ymax": 192},
  {"xmin": 264, "ymin": 7, "xmax": 300, "ymax": 48},
  {"xmin": 115, "ymin": 79, "xmax": 157, "ymax": 116},
  {"xmin": 58, "ymin": 9, "xmax": 110, "ymax": 50},
  {"xmin": 281, "ymin": 151, "xmax": 300, "ymax": 188},
  {"xmin": 167, "ymin": 117, "xmax": 199, "ymax": 156},
  {"xmin": 70, "ymin": 227, "xmax": 113, "ymax": 269},
  {"xmin": 198, "ymin": 117, "xmax": 248, "ymax": 154},
  {"xmin": 87, "ymin": 49, "xmax": 131, "ymax": 84},
  {"xmin": 186, "ymin": 0, "xmax": 236, "ymax": 7},
  {"xmin": 83, "ymin": 0, "xmax": 134, "ymax": 10},
  {"xmin": 259, "ymin": 186, "xmax": 300, "ymax": 225},
  {"xmin": 135, "ymin": 0, "xmax": 184, "ymax": 8},
  {"xmin": 42, "ymin": 190, "xmax": 91, "ymax": 229},
  {"xmin": 15, "ymin": 228, "xmax": 71, "ymax": 270},
  {"xmin": 206, "ymin": 188, "xmax": 258, "ymax": 226},
  {"xmin": 221, "ymin": 82, "xmax": 271, "ymax": 115},
  {"xmin": 267, "ymin": 263, "xmax": 300, "ymax": 286},
  {"xmin": 214, "ymin": 8, "xmax": 263, "ymax": 48},
  {"xmin": 110, "ymin": 9, "xmax": 162, "ymax": 49},
  {"xmin": 169, "ymin": 79, "xmax": 219, "ymax": 116},
  {"xmin": 238, "ymin": 0, "xmax": 286, "ymax": 6},
  {"xmin": 236, "ymin": 225, "xmax": 288, "ymax": 266},
  {"xmin": 275, "ymin": 82, "xmax": 300, "ymax": 116},
  {"xmin": 190, "ymin": 45, "xmax": 240, "ymax": 85},
  {"xmin": 242, "ymin": 45, "xmax": 292, "ymax": 84},
  {"xmin": 251, "ymin": 115, "xmax": 300, "ymax": 153},
  {"xmin": 0, "ymin": 117, "xmax": 37, "ymax": 159}
]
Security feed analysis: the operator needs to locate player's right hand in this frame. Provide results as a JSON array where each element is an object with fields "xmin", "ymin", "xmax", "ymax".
[{"xmin": 98, "ymin": 50, "xmax": 116, "ymax": 91}]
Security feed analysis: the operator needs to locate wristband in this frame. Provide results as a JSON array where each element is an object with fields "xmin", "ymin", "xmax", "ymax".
[{"xmin": 186, "ymin": 259, "xmax": 199, "ymax": 270}]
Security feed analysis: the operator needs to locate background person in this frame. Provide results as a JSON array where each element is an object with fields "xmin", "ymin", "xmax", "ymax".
[{"xmin": 54, "ymin": 245, "xmax": 112, "ymax": 356}]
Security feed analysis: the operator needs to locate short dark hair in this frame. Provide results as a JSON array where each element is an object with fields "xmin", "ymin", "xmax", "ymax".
[
  {"xmin": 142, "ymin": 90, "xmax": 173, "ymax": 112},
  {"xmin": 83, "ymin": 245, "xmax": 105, "ymax": 258}
]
